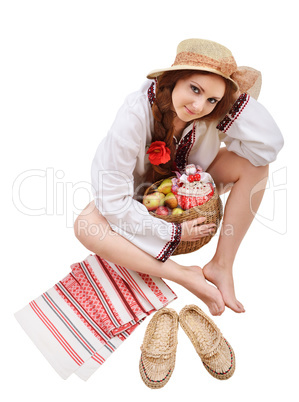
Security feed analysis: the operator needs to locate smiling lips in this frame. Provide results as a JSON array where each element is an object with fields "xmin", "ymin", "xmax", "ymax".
[{"xmin": 184, "ymin": 106, "xmax": 196, "ymax": 115}]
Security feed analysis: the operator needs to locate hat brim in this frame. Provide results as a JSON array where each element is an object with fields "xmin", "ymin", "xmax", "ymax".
[{"xmin": 147, "ymin": 65, "xmax": 239, "ymax": 91}]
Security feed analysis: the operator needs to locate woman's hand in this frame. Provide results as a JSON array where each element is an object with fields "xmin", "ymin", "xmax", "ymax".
[{"xmin": 181, "ymin": 217, "xmax": 216, "ymax": 242}]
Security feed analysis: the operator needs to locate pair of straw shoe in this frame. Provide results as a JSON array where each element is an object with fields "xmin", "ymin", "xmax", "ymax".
[{"xmin": 139, "ymin": 305, "xmax": 235, "ymax": 389}]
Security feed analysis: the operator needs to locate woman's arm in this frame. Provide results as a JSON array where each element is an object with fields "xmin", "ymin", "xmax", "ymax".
[{"xmin": 91, "ymin": 101, "xmax": 181, "ymax": 261}]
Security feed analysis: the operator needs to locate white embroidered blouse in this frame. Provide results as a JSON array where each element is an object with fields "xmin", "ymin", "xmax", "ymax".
[{"xmin": 91, "ymin": 80, "xmax": 283, "ymax": 262}]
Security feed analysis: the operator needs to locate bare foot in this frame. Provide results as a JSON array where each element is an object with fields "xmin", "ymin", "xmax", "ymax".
[
  {"xmin": 179, "ymin": 265, "xmax": 225, "ymax": 316},
  {"xmin": 203, "ymin": 261, "xmax": 245, "ymax": 313}
]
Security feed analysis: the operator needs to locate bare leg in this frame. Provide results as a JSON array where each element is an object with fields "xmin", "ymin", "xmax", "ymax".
[
  {"xmin": 204, "ymin": 148, "xmax": 269, "ymax": 313},
  {"xmin": 74, "ymin": 202, "xmax": 225, "ymax": 316}
]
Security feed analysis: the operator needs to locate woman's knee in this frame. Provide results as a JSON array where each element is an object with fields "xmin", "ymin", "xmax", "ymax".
[
  {"xmin": 74, "ymin": 202, "xmax": 112, "ymax": 250},
  {"xmin": 208, "ymin": 149, "xmax": 269, "ymax": 194},
  {"xmin": 74, "ymin": 214, "xmax": 91, "ymax": 242},
  {"xmin": 239, "ymin": 158, "xmax": 269, "ymax": 185}
]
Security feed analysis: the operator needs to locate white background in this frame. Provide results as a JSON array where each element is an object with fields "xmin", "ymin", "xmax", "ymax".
[{"xmin": 1, "ymin": 0, "xmax": 298, "ymax": 400}]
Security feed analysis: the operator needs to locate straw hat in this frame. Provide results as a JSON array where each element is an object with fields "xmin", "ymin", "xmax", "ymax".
[{"xmin": 147, "ymin": 38, "xmax": 262, "ymax": 99}]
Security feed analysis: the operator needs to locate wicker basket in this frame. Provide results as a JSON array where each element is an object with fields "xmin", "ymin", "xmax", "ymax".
[{"xmin": 144, "ymin": 177, "xmax": 223, "ymax": 255}]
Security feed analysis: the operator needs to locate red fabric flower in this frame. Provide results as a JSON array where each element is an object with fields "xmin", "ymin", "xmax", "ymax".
[{"xmin": 146, "ymin": 141, "xmax": 171, "ymax": 165}]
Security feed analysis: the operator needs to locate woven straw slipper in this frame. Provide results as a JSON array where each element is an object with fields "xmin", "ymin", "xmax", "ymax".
[
  {"xmin": 139, "ymin": 308, "xmax": 179, "ymax": 389},
  {"xmin": 179, "ymin": 305, "xmax": 235, "ymax": 380}
]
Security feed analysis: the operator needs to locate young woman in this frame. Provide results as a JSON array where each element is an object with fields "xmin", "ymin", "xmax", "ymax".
[
  {"xmin": 15, "ymin": 39, "xmax": 283, "ymax": 381},
  {"xmin": 74, "ymin": 39, "xmax": 283, "ymax": 316}
]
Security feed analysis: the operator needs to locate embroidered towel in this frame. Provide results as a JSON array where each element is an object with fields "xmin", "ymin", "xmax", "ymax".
[{"xmin": 15, "ymin": 254, "xmax": 177, "ymax": 380}]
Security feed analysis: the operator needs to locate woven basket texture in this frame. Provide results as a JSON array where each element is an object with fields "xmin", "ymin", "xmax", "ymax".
[
  {"xmin": 139, "ymin": 308, "xmax": 179, "ymax": 389},
  {"xmin": 179, "ymin": 305, "xmax": 235, "ymax": 380},
  {"xmin": 144, "ymin": 177, "xmax": 223, "ymax": 255}
]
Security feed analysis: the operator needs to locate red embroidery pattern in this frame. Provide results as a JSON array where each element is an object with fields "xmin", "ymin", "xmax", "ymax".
[
  {"xmin": 156, "ymin": 223, "xmax": 182, "ymax": 262},
  {"xmin": 137, "ymin": 273, "xmax": 170, "ymax": 305},
  {"xmin": 98, "ymin": 257, "xmax": 145, "ymax": 319},
  {"xmin": 79, "ymin": 259, "xmax": 124, "ymax": 326},
  {"xmin": 55, "ymin": 281, "xmax": 108, "ymax": 344},
  {"xmin": 174, "ymin": 124, "xmax": 196, "ymax": 172},
  {"xmin": 71, "ymin": 262, "xmax": 123, "ymax": 333},
  {"xmin": 61, "ymin": 272, "xmax": 112, "ymax": 335},
  {"xmin": 217, "ymin": 93, "xmax": 250, "ymax": 133},
  {"xmin": 147, "ymin": 81, "xmax": 156, "ymax": 107},
  {"xmin": 16, "ymin": 253, "xmax": 178, "ymax": 380}
]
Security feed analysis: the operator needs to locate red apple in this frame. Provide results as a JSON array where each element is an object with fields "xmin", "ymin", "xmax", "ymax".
[{"xmin": 155, "ymin": 206, "xmax": 169, "ymax": 216}]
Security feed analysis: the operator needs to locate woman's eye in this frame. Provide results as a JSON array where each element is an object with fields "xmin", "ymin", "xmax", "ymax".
[
  {"xmin": 208, "ymin": 98, "xmax": 218, "ymax": 104},
  {"xmin": 191, "ymin": 85, "xmax": 200, "ymax": 94}
]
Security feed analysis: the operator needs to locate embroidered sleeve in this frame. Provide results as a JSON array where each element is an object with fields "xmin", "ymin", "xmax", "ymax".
[
  {"xmin": 216, "ymin": 93, "xmax": 250, "ymax": 133},
  {"xmin": 216, "ymin": 94, "xmax": 283, "ymax": 166},
  {"xmin": 147, "ymin": 80, "xmax": 156, "ymax": 106},
  {"xmin": 91, "ymin": 89, "xmax": 182, "ymax": 263},
  {"xmin": 156, "ymin": 223, "xmax": 182, "ymax": 262}
]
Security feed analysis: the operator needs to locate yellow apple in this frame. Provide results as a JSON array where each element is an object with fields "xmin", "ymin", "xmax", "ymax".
[
  {"xmin": 172, "ymin": 207, "xmax": 183, "ymax": 215},
  {"xmin": 143, "ymin": 192, "xmax": 161, "ymax": 211},
  {"xmin": 157, "ymin": 178, "xmax": 172, "ymax": 195},
  {"xmin": 164, "ymin": 192, "xmax": 178, "ymax": 209}
]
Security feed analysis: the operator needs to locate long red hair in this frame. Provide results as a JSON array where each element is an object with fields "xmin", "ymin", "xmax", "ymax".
[{"xmin": 146, "ymin": 70, "xmax": 235, "ymax": 184}]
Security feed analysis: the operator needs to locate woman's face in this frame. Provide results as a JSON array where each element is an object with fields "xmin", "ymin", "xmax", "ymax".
[{"xmin": 171, "ymin": 72, "xmax": 226, "ymax": 123}]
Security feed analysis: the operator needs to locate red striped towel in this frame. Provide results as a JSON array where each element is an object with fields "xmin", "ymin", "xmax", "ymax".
[{"xmin": 15, "ymin": 254, "xmax": 177, "ymax": 380}]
